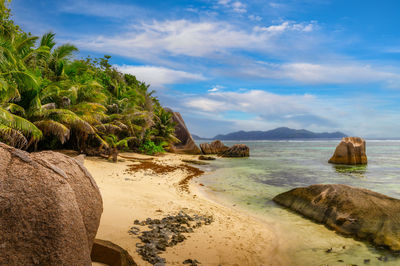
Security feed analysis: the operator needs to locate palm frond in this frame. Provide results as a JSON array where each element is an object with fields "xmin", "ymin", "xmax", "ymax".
[
  {"xmin": 34, "ymin": 120, "xmax": 70, "ymax": 144},
  {"xmin": 0, "ymin": 124, "xmax": 28, "ymax": 149},
  {"xmin": 4, "ymin": 103, "xmax": 25, "ymax": 115},
  {"xmin": 40, "ymin": 32, "xmax": 56, "ymax": 50},
  {"xmin": 53, "ymin": 44, "xmax": 78, "ymax": 60}
]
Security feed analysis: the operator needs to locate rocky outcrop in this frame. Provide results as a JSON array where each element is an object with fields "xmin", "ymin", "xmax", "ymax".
[
  {"xmin": 200, "ymin": 140, "xmax": 250, "ymax": 157},
  {"xmin": 198, "ymin": 155, "xmax": 216, "ymax": 160},
  {"xmin": 200, "ymin": 140, "xmax": 228, "ymax": 154},
  {"xmin": 273, "ymin": 184, "xmax": 400, "ymax": 251},
  {"xmin": 0, "ymin": 142, "xmax": 103, "ymax": 265},
  {"xmin": 221, "ymin": 144, "xmax": 250, "ymax": 157},
  {"xmin": 91, "ymin": 239, "xmax": 137, "ymax": 266},
  {"xmin": 329, "ymin": 137, "xmax": 367, "ymax": 165},
  {"xmin": 165, "ymin": 108, "xmax": 201, "ymax": 155}
]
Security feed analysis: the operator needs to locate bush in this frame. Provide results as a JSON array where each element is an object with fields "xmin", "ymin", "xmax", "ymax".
[{"xmin": 139, "ymin": 140, "xmax": 165, "ymax": 155}]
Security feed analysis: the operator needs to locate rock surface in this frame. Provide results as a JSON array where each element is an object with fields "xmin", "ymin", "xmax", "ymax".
[
  {"xmin": 91, "ymin": 239, "xmax": 137, "ymax": 266},
  {"xmin": 199, "ymin": 140, "xmax": 228, "ymax": 155},
  {"xmin": 273, "ymin": 184, "xmax": 400, "ymax": 251},
  {"xmin": 221, "ymin": 144, "xmax": 250, "ymax": 157},
  {"xmin": 165, "ymin": 108, "xmax": 201, "ymax": 155},
  {"xmin": 0, "ymin": 142, "xmax": 103, "ymax": 265},
  {"xmin": 198, "ymin": 155, "xmax": 216, "ymax": 160},
  {"xmin": 329, "ymin": 137, "xmax": 367, "ymax": 165}
]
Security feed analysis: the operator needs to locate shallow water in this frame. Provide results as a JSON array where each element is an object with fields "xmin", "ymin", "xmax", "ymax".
[{"xmin": 197, "ymin": 140, "xmax": 400, "ymax": 265}]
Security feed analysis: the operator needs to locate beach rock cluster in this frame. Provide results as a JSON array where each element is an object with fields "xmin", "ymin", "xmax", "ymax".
[
  {"xmin": 221, "ymin": 144, "xmax": 250, "ymax": 157},
  {"xmin": 200, "ymin": 140, "xmax": 228, "ymax": 154},
  {"xmin": 329, "ymin": 137, "xmax": 367, "ymax": 165},
  {"xmin": 129, "ymin": 211, "xmax": 213, "ymax": 265},
  {"xmin": 91, "ymin": 239, "xmax": 137, "ymax": 266},
  {"xmin": 200, "ymin": 140, "xmax": 250, "ymax": 157},
  {"xmin": 0, "ymin": 142, "xmax": 103, "ymax": 265},
  {"xmin": 273, "ymin": 184, "xmax": 400, "ymax": 251},
  {"xmin": 165, "ymin": 108, "xmax": 201, "ymax": 155}
]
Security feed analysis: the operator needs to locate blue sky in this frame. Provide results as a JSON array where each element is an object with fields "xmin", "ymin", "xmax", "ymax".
[{"xmin": 10, "ymin": 0, "xmax": 400, "ymax": 138}]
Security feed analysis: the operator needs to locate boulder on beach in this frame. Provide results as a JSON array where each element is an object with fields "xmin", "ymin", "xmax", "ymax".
[
  {"xmin": 273, "ymin": 184, "xmax": 400, "ymax": 251},
  {"xmin": 200, "ymin": 140, "xmax": 228, "ymax": 155},
  {"xmin": 0, "ymin": 142, "xmax": 103, "ymax": 265},
  {"xmin": 165, "ymin": 108, "xmax": 201, "ymax": 155},
  {"xmin": 221, "ymin": 144, "xmax": 250, "ymax": 157},
  {"xmin": 91, "ymin": 239, "xmax": 137, "ymax": 266},
  {"xmin": 329, "ymin": 137, "xmax": 367, "ymax": 165}
]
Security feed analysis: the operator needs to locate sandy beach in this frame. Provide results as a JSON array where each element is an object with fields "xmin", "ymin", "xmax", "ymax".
[{"xmin": 85, "ymin": 152, "xmax": 287, "ymax": 266}]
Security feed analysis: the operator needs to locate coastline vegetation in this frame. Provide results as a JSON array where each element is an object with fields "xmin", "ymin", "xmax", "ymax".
[{"xmin": 0, "ymin": 0, "xmax": 178, "ymax": 158}]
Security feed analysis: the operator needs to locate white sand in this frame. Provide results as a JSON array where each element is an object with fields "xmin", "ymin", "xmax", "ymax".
[{"xmin": 85, "ymin": 153, "xmax": 288, "ymax": 265}]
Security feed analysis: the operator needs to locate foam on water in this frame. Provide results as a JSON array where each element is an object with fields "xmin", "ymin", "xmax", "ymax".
[{"xmin": 197, "ymin": 140, "xmax": 400, "ymax": 265}]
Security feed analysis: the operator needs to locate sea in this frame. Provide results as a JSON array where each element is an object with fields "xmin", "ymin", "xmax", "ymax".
[{"xmin": 196, "ymin": 140, "xmax": 400, "ymax": 266}]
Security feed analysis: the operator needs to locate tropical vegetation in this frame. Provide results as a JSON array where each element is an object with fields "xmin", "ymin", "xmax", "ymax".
[{"xmin": 0, "ymin": 0, "xmax": 178, "ymax": 158}]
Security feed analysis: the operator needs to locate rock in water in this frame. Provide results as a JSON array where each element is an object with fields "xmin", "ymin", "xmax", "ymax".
[
  {"xmin": 165, "ymin": 108, "xmax": 201, "ymax": 155},
  {"xmin": 0, "ymin": 142, "xmax": 103, "ymax": 265},
  {"xmin": 221, "ymin": 144, "xmax": 250, "ymax": 157},
  {"xmin": 200, "ymin": 140, "xmax": 229, "ymax": 154},
  {"xmin": 329, "ymin": 137, "xmax": 367, "ymax": 165},
  {"xmin": 273, "ymin": 184, "xmax": 400, "ymax": 251}
]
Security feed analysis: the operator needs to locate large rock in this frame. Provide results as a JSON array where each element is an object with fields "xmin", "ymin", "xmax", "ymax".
[
  {"xmin": 273, "ymin": 184, "xmax": 400, "ymax": 251},
  {"xmin": 0, "ymin": 142, "xmax": 103, "ymax": 265},
  {"xmin": 200, "ymin": 140, "xmax": 228, "ymax": 154},
  {"xmin": 221, "ymin": 144, "xmax": 250, "ymax": 157},
  {"xmin": 165, "ymin": 108, "xmax": 201, "ymax": 155},
  {"xmin": 329, "ymin": 137, "xmax": 367, "ymax": 165},
  {"xmin": 91, "ymin": 239, "xmax": 137, "ymax": 266}
]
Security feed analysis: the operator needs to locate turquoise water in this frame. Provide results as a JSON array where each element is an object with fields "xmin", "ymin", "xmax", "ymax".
[{"xmin": 197, "ymin": 140, "xmax": 400, "ymax": 265}]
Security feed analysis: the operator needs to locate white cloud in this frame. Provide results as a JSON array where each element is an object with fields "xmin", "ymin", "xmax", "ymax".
[
  {"xmin": 208, "ymin": 85, "xmax": 225, "ymax": 92},
  {"xmin": 232, "ymin": 1, "xmax": 247, "ymax": 13},
  {"xmin": 255, "ymin": 21, "xmax": 316, "ymax": 33},
  {"xmin": 248, "ymin": 15, "xmax": 262, "ymax": 21},
  {"xmin": 238, "ymin": 61, "xmax": 400, "ymax": 86},
  {"xmin": 217, "ymin": 0, "xmax": 246, "ymax": 13},
  {"xmin": 182, "ymin": 89, "xmax": 342, "ymax": 132},
  {"xmin": 71, "ymin": 19, "xmax": 318, "ymax": 61},
  {"xmin": 116, "ymin": 65, "xmax": 206, "ymax": 88},
  {"xmin": 218, "ymin": 0, "xmax": 231, "ymax": 5},
  {"xmin": 186, "ymin": 90, "xmax": 316, "ymax": 114}
]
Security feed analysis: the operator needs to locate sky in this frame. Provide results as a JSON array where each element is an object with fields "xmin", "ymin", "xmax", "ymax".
[{"xmin": 9, "ymin": 0, "xmax": 400, "ymax": 138}]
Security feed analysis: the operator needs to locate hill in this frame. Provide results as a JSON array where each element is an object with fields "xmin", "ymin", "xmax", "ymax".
[{"xmin": 212, "ymin": 127, "xmax": 347, "ymax": 140}]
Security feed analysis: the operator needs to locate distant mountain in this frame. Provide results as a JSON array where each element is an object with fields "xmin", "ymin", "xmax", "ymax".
[
  {"xmin": 212, "ymin": 127, "xmax": 347, "ymax": 140},
  {"xmin": 191, "ymin": 134, "xmax": 210, "ymax": 140}
]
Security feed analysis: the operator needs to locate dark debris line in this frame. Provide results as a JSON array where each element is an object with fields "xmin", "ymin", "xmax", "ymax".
[{"xmin": 129, "ymin": 210, "xmax": 213, "ymax": 266}]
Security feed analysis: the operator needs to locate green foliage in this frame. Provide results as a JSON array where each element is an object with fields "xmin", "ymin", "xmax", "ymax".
[
  {"xmin": 0, "ymin": 1, "xmax": 179, "ymax": 154},
  {"xmin": 139, "ymin": 140, "xmax": 165, "ymax": 155}
]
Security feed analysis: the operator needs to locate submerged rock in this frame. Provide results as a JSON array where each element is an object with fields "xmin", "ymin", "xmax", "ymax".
[
  {"xmin": 0, "ymin": 142, "xmax": 103, "ymax": 265},
  {"xmin": 329, "ymin": 137, "xmax": 367, "ymax": 165},
  {"xmin": 221, "ymin": 144, "xmax": 250, "ymax": 157},
  {"xmin": 198, "ymin": 155, "xmax": 216, "ymax": 160},
  {"xmin": 165, "ymin": 108, "xmax": 201, "ymax": 155},
  {"xmin": 273, "ymin": 184, "xmax": 400, "ymax": 251}
]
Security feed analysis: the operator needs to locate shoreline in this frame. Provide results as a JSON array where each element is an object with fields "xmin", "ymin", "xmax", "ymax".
[{"xmin": 85, "ymin": 152, "xmax": 288, "ymax": 265}]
